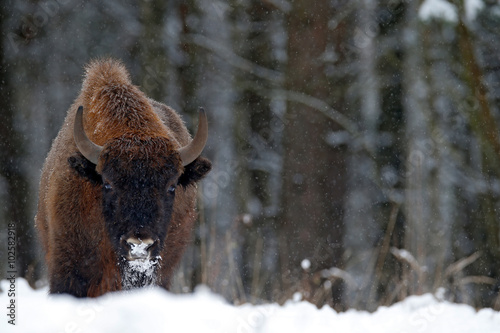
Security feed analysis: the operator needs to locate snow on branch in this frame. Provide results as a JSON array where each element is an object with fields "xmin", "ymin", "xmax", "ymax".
[
  {"xmin": 419, "ymin": 0, "xmax": 458, "ymax": 23},
  {"xmin": 419, "ymin": 0, "xmax": 485, "ymax": 22},
  {"xmin": 390, "ymin": 247, "xmax": 427, "ymax": 274}
]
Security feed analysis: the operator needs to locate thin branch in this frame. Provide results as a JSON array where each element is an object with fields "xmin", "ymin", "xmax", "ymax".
[
  {"xmin": 444, "ymin": 251, "xmax": 482, "ymax": 278},
  {"xmin": 457, "ymin": 275, "xmax": 496, "ymax": 286},
  {"xmin": 374, "ymin": 202, "xmax": 401, "ymax": 282},
  {"xmin": 390, "ymin": 247, "xmax": 425, "ymax": 274},
  {"xmin": 185, "ymin": 33, "xmax": 284, "ymax": 84},
  {"xmin": 319, "ymin": 267, "xmax": 358, "ymax": 288},
  {"xmin": 271, "ymin": 89, "xmax": 360, "ymax": 136}
]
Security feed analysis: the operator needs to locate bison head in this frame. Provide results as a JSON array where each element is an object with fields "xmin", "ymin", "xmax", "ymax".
[{"xmin": 69, "ymin": 106, "xmax": 211, "ymax": 287}]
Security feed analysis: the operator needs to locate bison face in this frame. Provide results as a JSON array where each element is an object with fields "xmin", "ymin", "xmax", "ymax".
[
  {"xmin": 98, "ymin": 136, "xmax": 180, "ymax": 264},
  {"xmin": 69, "ymin": 106, "xmax": 211, "ymax": 288}
]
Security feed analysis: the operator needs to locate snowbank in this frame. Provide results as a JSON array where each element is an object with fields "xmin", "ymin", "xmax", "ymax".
[{"xmin": 1, "ymin": 278, "xmax": 499, "ymax": 333}]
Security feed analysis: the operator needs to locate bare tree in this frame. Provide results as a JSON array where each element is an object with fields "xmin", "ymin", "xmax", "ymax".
[
  {"xmin": 0, "ymin": 2, "xmax": 39, "ymax": 284},
  {"xmin": 279, "ymin": 0, "xmax": 346, "ymax": 309}
]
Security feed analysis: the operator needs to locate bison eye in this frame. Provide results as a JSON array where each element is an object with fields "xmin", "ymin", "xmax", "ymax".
[
  {"xmin": 103, "ymin": 182, "xmax": 113, "ymax": 191},
  {"xmin": 167, "ymin": 185, "xmax": 176, "ymax": 193}
]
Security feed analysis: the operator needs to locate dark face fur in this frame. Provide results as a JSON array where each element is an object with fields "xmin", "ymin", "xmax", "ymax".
[
  {"xmin": 98, "ymin": 136, "xmax": 181, "ymax": 263},
  {"xmin": 68, "ymin": 134, "xmax": 212, "ymax": 287}
]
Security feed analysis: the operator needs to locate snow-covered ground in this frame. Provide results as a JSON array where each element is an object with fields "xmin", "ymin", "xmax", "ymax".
[{"xmin": 1, "ymin": 278, "xmax": 499, "ymax": 333}]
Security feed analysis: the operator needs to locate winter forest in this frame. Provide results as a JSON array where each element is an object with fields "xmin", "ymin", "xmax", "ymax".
[{"xmin": 1, "ymin": 0, "xmax": 500, "ymax": 313}]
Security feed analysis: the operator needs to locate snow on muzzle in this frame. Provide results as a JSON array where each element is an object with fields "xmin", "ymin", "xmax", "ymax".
[
  {"xmin": 123, "ymin": 237, "xmax": 156, "ymax": 261},
  {"xmin": 119, "ymin": 237, "xmax": 162, "ymax": 289}
]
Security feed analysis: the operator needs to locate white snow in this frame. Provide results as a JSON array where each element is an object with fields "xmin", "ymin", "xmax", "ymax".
[
  {"xmin": 121, "ymin": 256, "xmax": 161, "ymax": 290},
  {"xmin": 126, "ymin": 257, "xmax": 160, "ymax": 274},
  {"xmin": 419, "ymin": 0, "xmax": 458, "ymax": 22},
  {"xmin": 419, "ymin": 0, "xmax": 485, "ymax": 22},
  {"xmin": 129, "ymin": 242, "xmax": 150, "ymax": 259},
  {"xmin": 121, "ymin": 240, "xmax": 162, "ymax": 289},
  {"xmin": 2, "ymin": 278, "xmax": 500, "ymax": 333}
]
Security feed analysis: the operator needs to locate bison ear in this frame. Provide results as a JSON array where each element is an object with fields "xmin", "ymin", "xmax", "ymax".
[
  {"xmin": 178, "ymin": 156, "xmax": 212, "ymax": 188},
  {"xmin": 68, "ymin": 152, "xmax": 102, "ymax": 186}
]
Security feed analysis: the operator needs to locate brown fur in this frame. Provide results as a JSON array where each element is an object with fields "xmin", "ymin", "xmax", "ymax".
[{"xmin": 35, "ymin": 59, "xmax": 206, "ymax": 297}]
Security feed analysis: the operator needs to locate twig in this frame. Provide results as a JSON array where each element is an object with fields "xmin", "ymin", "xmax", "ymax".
[
  {"xmin": 225, "ymin": 230, "xmax": 247, "ymax": 304},
  {"xmin": 390, "ymin": 247, "xmax": 424, "ymax": 274},
  {"xmin": 443, "ymin": 252, "xmax": 482, "ymax": 279},
  {"xmin": 375, "ymin": 203, "xmax": 401, "ymax": 278},
  {"xmin": 368, "ymin": 202, "xmax": 401, "ymax": 307},
  {"xmin": 185, "ymin": 33, "xmax": 284, "ymax": 84},
  {"xmin": 319, "ymin": 267, "xmax": 358, "ymax": 289},
  {"xmin": 251, "ymin": 236, "xmax": 264, "ymax": 302},
  {"xmin": 457, "ymin": 275, "xmax": 496, "ymax": 286},
  {"xmin": 271, "ymin": 89, "xmax": 360, "ymax": 136}
]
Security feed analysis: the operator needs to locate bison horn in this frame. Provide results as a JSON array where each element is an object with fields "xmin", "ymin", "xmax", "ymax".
[
  {"xmin": 179, "ymin": 108, "xmax": 208, "ymax": 166},
  {"xmin": 74, "ymin": 106, "xmax": 103, "ymax": 165}
]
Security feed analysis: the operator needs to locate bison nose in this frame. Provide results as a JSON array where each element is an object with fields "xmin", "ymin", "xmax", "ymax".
[{"xmin": 123, "ymin": 237, "xmax": 156, "ymax": 260}]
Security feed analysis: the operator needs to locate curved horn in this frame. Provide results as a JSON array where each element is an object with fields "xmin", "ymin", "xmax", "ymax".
[
  {"xmin": 179, "ymin": 108, "xmax": 208, "ymax": 166},
  {"xmin": 74, "ymin": 106, "xmax": 103, "ymax": 165}
]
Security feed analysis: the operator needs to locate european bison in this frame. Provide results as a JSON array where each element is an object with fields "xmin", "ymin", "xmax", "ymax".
[{"xmin": 35, "ymin": 59, "xmax": 212, "ymax": 297}]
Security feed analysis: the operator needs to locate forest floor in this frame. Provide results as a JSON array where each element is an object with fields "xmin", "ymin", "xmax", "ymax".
[{"xmin": 1, "ymin": 278, "xmax": 499, "ymax": 332}]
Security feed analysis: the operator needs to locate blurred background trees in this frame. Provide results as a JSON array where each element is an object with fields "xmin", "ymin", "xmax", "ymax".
[{"xmin": 1, "ymin": 0, "xmax": 499, "ymax": 311}]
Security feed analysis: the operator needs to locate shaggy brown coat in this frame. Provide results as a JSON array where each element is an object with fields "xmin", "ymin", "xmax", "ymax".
[{"xmin": 35, "ymin": 59, "xmax": 210, "ymax": 297}]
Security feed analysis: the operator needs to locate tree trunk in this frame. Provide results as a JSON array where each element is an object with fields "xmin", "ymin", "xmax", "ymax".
[
  {"xmin": 280, "ymin": 0, "xmax": 345, "ymax": 308},
  {"xmin": 138, "ymin": 0, "xmax": 169, "ymax": 102},
  {"xmin": 232, "ymin": 0, "xmax": 284, "ymax": 302},
  {"xmin": 402, "ymin": 0, "xmax": 433, "ymax": 296},
  {"xmin": 0, "ymin": 3, "xmax": 39, "ymax": 284},
  {"xmin": 403, "ymin": 3, "xmax": 457, "ymax": 297},
  {"xmin": 194, "ymin": 0, "xmax": 240, "ymax": 301},
  {"xmin": 454, "ymin": 1, "xmax": 500, "ymax": 307},
  {"xmin": 343, "ymin": 0, "xmax": 382, "ymax": 311}
]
